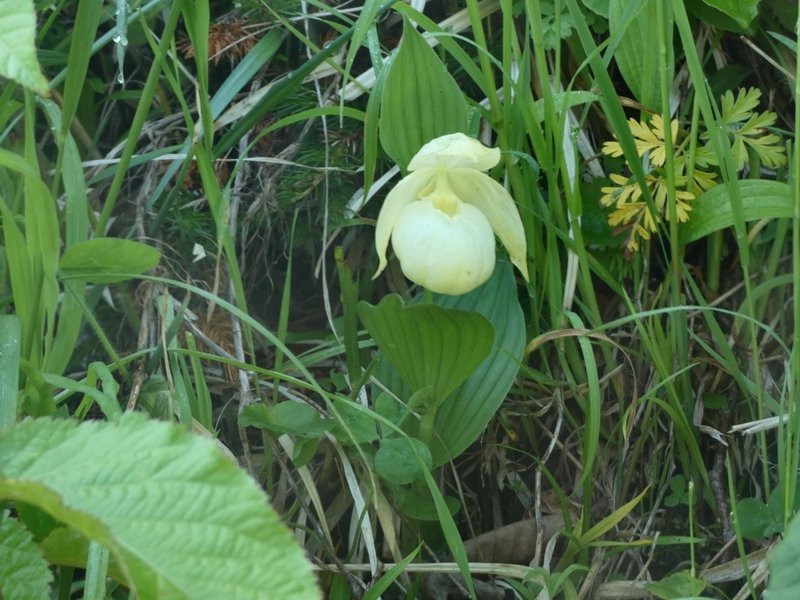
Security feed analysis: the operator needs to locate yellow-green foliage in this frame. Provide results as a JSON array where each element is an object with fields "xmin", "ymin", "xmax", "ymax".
[{"xmin": 600, "ymin": 88, "xmax": 785, "ymax": 252}]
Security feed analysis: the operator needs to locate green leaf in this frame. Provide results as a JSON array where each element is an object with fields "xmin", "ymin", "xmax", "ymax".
[
  {"xmin": 0, "ymin": 511, "xmax": 52, "ymax": 600},
  {"xmin": 363, "ymin": 545, "xmax": 421, "ymax": 600},
  {"xmin": 431, "ymin": 261, "xmax": 525, "ymax": 463},
  {"xmin": 379, "ymin": 17, "xmax": 468, "ymax": 170},
  {"xmin": 371, "ymin": 261, "xmax": 524, "ymax": 465},
  {"xmin": 0, "ymin": 415, "xmax": 320, "ymax": 600},
  {"xmin": 682, "ymin": 180, "xmax": 793, "ymax": 243},
  {"xmin": 358, "ymin": 295, "xmax": 494, "ymax": 410},
  {"xmin": 240, "ymin": 402, "xmax": 333, "ymax": 438},
  {"xmin": 645, "ymin": 570, "xmax": 706, "ymax": 599},
  {"xmin": 330, "ymin": 397, "xmax": 379, "ymax": 445},
  {"xmin": 735, "ymin": 498, "xmax": 773, "ymax": 540},
  {"xmin": 700, "ymin": 0, "xmax": 759, "ymax": 29},
  {"xmin": 609, "ymin": 0, "xmax": 673, "ymax": 110},
  {"xmin": 767, "ymin": 481, "xmax": 800, "ymax": 527},
  {"xmin": 40, "ymin": 527, "xmax": 127, "ymax": 582},
  {"xmin": 582, "ymin": 0, "xmax": 609, "ymax": 17},
  {"xmin": 374, "ymin": 437, "xmax": 432, "ymax": 485},
  {"xmin": 59, "ymin": 238, "xmax": 161, "ymax": 283},
  {"xmin": 394, "ymin": 486, "xmax": 460, "ymax": 521},
  {"xmin": 0, "ymin": 0, "xmax": 50, "ymax": 95},
  {"xmin": 767, "ymin": 510, "xmax": 800, "ymax": 599},
  {"xmin": 374, "ymin": 392, "xmax": 407, "ymax": 434}
]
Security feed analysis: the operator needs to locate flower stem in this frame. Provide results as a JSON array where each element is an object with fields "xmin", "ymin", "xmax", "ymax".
[{"xmin": 419, "ymin": 409, "xmax": 436, "ymax": 447}]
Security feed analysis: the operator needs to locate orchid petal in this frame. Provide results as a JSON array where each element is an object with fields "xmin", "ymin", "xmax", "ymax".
[
  {"xmin": 446, "ymin": 169, "xmax": 529, "ymax": 281},
  {"xmin": 408, "ymin": 133, "xmax": 501, "ymax": 172},
  {"xmin": 372, "ymin": 169, "xmax": 433, "ymax": 279},
  {"xmin": 391, "ymin": 200, "xmax": 496, "ymax": 295}
]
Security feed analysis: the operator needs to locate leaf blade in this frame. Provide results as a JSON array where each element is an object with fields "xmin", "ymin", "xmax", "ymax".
[
  {"xmin": 59, "ymin": 238, "xmax": 161, "ymax": 283},
  {"xmin": 0, "ymin": 0, "xmax": 49, "ymax": 95},
  {"xmin": 0, "ymin": 415, "xmax": 320, "ymax": 600}
]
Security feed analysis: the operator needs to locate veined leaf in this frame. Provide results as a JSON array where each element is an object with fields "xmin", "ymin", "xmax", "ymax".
[
  {"xmin": 359, "ymin": 294, "xmax": 494, "ymax": 409},
  {"xmin": 0, "ymin": 511, "xmax": 52, "ymax": 600},
  {"xmin": 609, "ymin": 0, "xmax": 673, "ymax": 110},
  {"xmin": 682, "ymin": 180, "xmax": 792, "ymax": 243},
  {"xmin": 430, "ymin": 260, "xmax": 525, "ymax": 463},
  {"xmin": 379, "ymin": 17, "xmax": 468, "ymax": 170},
  {"xmin": 0, "ymin": 415, "xmax": 320, "ymax": 600},
  {"xmin": 0, "ymin": 0, "xmax": 49, "ymax": 95},
  {"xmin": 372, "ymin": 260, "xmax": 524, "ymax": 465}
]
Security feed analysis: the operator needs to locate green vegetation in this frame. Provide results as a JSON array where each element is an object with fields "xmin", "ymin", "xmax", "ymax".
[{"xmin": 1, "ymin": 0, "xmax": 799, "ymax": 598}]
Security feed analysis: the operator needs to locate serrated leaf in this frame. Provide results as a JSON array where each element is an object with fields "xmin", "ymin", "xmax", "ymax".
[
  {"xmin": 609, "ymin": 0, "xmax": 673, "ymax": 110},
  {"xmin": 767, "ymin": 511, "xmax": 800, "ymax": 599},
  {"xmin": 59, "ymin": 238, "xmax": 161, "ymax": 283},
  {"xmin": 374, "ymin": 437, "xmax": 432, "ymax": 485},
  {"xmin": 358, "ymin": 295, "xmax": 494, "ymax": 409},
  {"xmin": 379, "ymin": 18, "xmax": 468, "ymax": 170},
  {"xmin": 700, "ymin": 0, "xmax": 759, "ymax": 29},
  {"xmin": 0, "ymin": 0, "xmax": 50, "ymax": 95},
  {"xmin": 682, "ymin": 180, "xmax": 793, "ymax": 243},
  {"xmin": 0, "ymin": 511, "xmax": 52, "ymax": 600},
  {"xmin": 0, "ymin": 415, "xmax": 320, "ymax": 600}
]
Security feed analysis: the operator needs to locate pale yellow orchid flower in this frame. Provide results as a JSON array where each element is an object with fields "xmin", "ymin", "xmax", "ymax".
[{"xmin": 373, "ymin": 133, "xmax": 529, "ymax": 295}]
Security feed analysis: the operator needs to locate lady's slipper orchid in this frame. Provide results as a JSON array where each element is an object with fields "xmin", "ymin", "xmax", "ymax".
[{"xmin": 374, "ymin": 133, "xmax": 529, "ymax": 295}]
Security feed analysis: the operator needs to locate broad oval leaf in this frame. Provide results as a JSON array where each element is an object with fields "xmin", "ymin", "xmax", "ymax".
[
  {"xmin": 0, "ymin": 415, "xmax": 320, "ymax": 600},
  {"xmin": 682, "ymin": 180, "xmax": 793, "ymax": 243},
  {"xmin": 0, "ymin": 0, "xmax": 49, "ymax": 95},
  {"xmin": 358, "ymin": 294, "xmax": 495, "ymax": 408},
  {"xmin": 371, "ymin": 260, "xmax": 524, "ymax": 465},
  {"xmin": 59, "ymin": 238, "xmax": 161, "ymax": 283},
  {"xmin": 735, "ymin": 498, "xmax": 773, "ymax": 540},
  {"xmin": 374, "ymin": 437, "xmax": 432, "ymax": 485},
  {"xmin": 379, "ymin": 17, "xmax": 468, "ymax": 170}
]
